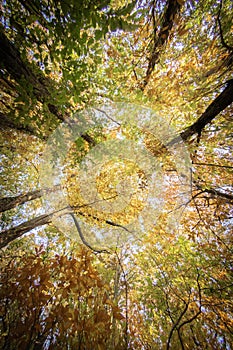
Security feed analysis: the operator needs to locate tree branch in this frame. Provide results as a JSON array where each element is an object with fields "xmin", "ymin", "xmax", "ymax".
[
  {"xmin": 0, "ymin": 207, "xmax": 71, "ymax": 249},
  {"xmin": 193, "ymin": 162, "xmax": 233, "ymax": 169},
  {"xmin": 0, "ymin": 200, "xmax": 132, "ymax": 249},
  {"xmin": 0, "ymin": 112, "xmax": 41, "ymax": 138},
  {"xmin": 194, "ymin": 184, "xmax": 233, "ymax": 202},
  {"xmin": 177, "ymin": 270, "xmax": 202, "ymax": 331},
  {"xmin": 166, "ymin": 301, "xmax": 189, "ymax": 350},
  {"xmin": 166, "ymin": 271, "xmax": 202, "ymax": 349},
  {"xmin": 69, "ymin": 212, "xmax": 109, "ymax": 253},
  {"xmin": 217, "ymin": 0, "xmax": 233, "ymax": 52}
]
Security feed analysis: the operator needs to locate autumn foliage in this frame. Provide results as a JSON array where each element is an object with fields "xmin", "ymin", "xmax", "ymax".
[{"xmin": 0, "ymin": 0, "xmax": 233, "ymax": 349}]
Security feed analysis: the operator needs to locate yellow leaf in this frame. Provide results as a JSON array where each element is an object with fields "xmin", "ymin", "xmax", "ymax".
[{"xmin": 178, "ymin": 28, "xmax": 189, "ymax": 36}]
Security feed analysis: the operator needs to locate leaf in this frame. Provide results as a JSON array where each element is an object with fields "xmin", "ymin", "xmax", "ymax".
[
  {"xmin": 116, "ymin": 1, "xmax": 137, "ymax": 16},
  {"xmin": 113, "ymin": 311, "xmax": 125, "ymax": 320},
  {"xmin": 95, "ymin": 30, "xmax": 103, "ymax": 41}
]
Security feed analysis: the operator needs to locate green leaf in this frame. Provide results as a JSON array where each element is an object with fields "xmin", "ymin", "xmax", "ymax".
[
  {"xmin": 95, "ymin": 29, "xmax": 103, "ymax": 41},
  {"xmin": 116, "ymin": 1, "xmax": 137, "ymax": 16}
]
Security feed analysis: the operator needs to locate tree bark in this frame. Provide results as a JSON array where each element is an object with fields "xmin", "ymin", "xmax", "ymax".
[
  {"xmin": 0, "ymin": 27, "xmax": 65, "ymax": 121},
  {"xmin": 141, "ymin": 0, "xmax": 182, "ymax": 90},
  {"xmin": 195, "ymin": 185, "xmax": 233, "ymax": 202},
  {"xmin": 0, "ymin": 112, "xmax": 41, "ymax": 138},
  {"xmin": 168, "ymin": 79, "xmax": 233, "ymax": 146},
  {"xmin": 0, "ymin": 185, "xmax": 61, "ymax": 213},
  {"xmin": 0, "ymin": 213, "xmax": 53, "ymax": 248},
  {"xmin": 0, "ymin": 207, "xmax": 71, "ymax": 249}
]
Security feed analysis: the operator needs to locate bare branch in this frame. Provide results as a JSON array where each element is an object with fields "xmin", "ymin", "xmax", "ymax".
[
  {"xmin": 69, "ymin": 212, "xmax": 109, "ymax": 253},
  {"xmin": 115, "ymin": 250, "xmax": 129, "ymax": 348},
  {"xmin": 166, "ymin": 272, "xmax": 202, "ymax": 349},
  {"xmin": 193, "ymin": 162, "xmax": 233, "ymax": 169},
  {"xmin": 166, "ymin": 301, "xmax": 189, "ymax": 350},
  {"xmin": 177, "ymin": 270, "xmax": 202, "ymax": 331},
  {"xmin": 194, "ymin": 184, "xmax": 233, "ymax": 202}
]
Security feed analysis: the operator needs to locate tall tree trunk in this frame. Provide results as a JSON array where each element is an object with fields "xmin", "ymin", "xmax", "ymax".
[
  {"xmin": 0, "ymin": 208, "xmax": 70, "ymax": 249},
  {"xmin": 0, "ymin": 213, "xmax": 53, "ymax": 248},
  {"xmin": 0, "ymin": 112, "xmax": 39, "ymax": 137},
  {"xmin": 0, "ymin": 185, "xmax": 61, "ymax": 213},
  {"xmin": 141, "ymin": 0, "xmax": 182, "ymax": 90},
  {"xmin": 0, "ymin": 27, "xmax": 65, "ymax": 121},
  {"xmin": 168, "ymin": 79, "xmax": 233, "ymax": 145}
]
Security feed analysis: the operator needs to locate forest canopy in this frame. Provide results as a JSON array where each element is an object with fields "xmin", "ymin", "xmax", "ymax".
[{"xmin": 0, "ymin": 0, "xmax": 233, "ymax": 349}]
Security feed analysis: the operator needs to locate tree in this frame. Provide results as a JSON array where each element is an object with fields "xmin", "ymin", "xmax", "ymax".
[
  {"xmin": 0, "ymin": 0, "xmax": 232, "ymax": 349},
  {"xmin": 1, "ymin": 79, "xmax": 232, "ymax": 247},
  {"xmin": 0, "ymin": 245, "xmax": 125, "ymax": 349}
]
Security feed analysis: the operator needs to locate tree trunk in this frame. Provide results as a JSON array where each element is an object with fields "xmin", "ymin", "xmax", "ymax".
[
  {"xmin": 0, "ymin": 112, "xmax": 39, "ymax": 137},
  {"xmin": 0, "ymin": 213, "xmax": 53, "ymax": 248},
  {"xmin": 169, "ymin": 79, "xmax": 233, "ymax": 146},
  {"xmin": 141, "ymin": 0, "xmax": 182, "ymax": 90},
  {"xmin": 0, "ymin": 28, "xmax": 65, "ymax": 121},
  {"xmin": 0, "ymin": 207, "xmax": 70, "ymax": 249},
  {"xmin": 0, "ymin": 185, "xmax": 61, "ymax": 213}
]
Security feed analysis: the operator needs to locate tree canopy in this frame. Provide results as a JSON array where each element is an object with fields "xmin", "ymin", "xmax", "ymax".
[{"xmin": 0, "ymin": 0, "xmax": 233, "ymax": 349}]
